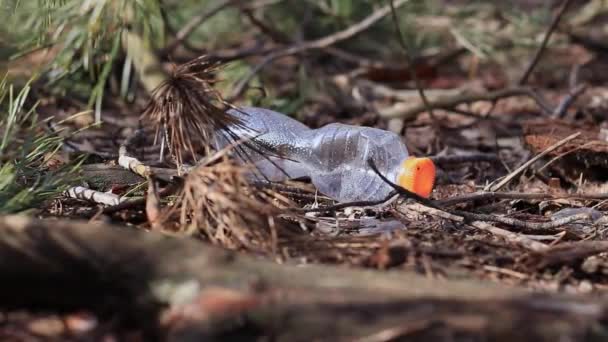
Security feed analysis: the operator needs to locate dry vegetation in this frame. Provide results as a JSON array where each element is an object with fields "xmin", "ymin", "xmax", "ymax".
[{"xmin": 3, "ymin": 0, "xmax": 608, "ymax": 340}]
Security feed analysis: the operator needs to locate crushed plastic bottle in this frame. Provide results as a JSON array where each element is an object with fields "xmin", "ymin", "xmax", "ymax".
[{"xmin": 214, "ymin": 107, "xmax": 435, "ymax": 202}]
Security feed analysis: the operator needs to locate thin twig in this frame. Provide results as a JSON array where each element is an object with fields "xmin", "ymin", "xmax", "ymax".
[
  {"xmin": 400, "ymin": 196, "xmax": 591, "ymax": 233},
  {"xmin": 397, "ymin": 201, "xmax": 550, "ymax": 252},
  {"xmin": 552, "ymin": 83, "xmax": 587, "ymax": 118},
  {"xmin": 405, "ymin": 203, "xmax": 464, "ymax": 222},
  {"xmin": 241, "ymin": 7, "xmax": 291, "ymax": 44},
  {"xmin": 240, "ymin": 0, "xmax": 399, "ymax": 82},
  {"xmin": 469, "ymin": 221, "xmax": 549, "ymax": 253},
  {"xmin": 162, "ymin": 0, "xmax": 283, "ymax": 56},
  {"xmin": 162, "ymin": 0, "xmax": 236, "ymax": 56},
  {"xmin": 118, "ymin": 129, "xmax": 151, "ymax": 178},
  {"xmin": 518, "ymin": 0, "xmax": 574, "ymax": 85},
  {"xmin": 230, "ymin": 0, "xmax": 412, "ymax": 99},
  {"xmin": 369, "ymin": 158, "xmax": 597, "ymax": 249},
  {"xmin": 439, "ymin": 190, "xmax": 608, "ymax": 207},
  {"xmin": 367, "ymin": 158, "xmax": 442, "ymax": 209},
  {"xmin": 536, "ymin": 141, "xmax": 602, "ymax": 174},
  {"xmin": 65, "ymin": 186, "xmax": 125, "ymax": 206},
  {"xmin": 78, "ymin": 182, "xmax": 180, "ymax": 219},
  {"xmin": 388, "ymin": 0, "xmax": 435, "ymax": 120},
  {"xmin": 488, "ymin": 132, "xmax": 581, "ymax": 191},
  {"xmin": 455, "ymin": 210, "xmax": 593, "ymax": 231}
]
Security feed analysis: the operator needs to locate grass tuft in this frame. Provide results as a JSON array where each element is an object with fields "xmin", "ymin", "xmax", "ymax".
[{"xmin": 0, "ymin": 76, "xmax": 80, "ymax": 213}]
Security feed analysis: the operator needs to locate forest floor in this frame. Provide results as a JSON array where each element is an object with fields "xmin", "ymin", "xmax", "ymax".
[{"xmin": 5, "ymin": 1, "xmax": 608, "ymax": 341}]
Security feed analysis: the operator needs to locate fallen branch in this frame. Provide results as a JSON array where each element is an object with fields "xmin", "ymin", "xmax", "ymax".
[
  {"xmin": 358, "ymin": 81, "xmax": 466, "ymax": 101},
  {"xmin": 0, "ymin": 215, "xmax": 606, "ymax": 340},
  {"xmin": 378, "ymin": 86, "xmax": 553, "ymax": 120}
]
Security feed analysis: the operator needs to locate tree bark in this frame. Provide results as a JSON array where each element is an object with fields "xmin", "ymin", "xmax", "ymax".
[{"xmin": 0, "ymin": 215, "xmax": 606, "ymax": 341}]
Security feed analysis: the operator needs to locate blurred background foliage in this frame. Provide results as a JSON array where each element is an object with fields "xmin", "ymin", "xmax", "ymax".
[
  {"xmin": 0, "ymin": 0, "xmax": 598, "ymax": 212},
  {"xmin": 0, "ymin": 1, "xmax": 560, "ymax": 111},
  {"xmin": 0, "ymin": 76, "xmax": 82, "ymax": 213}
]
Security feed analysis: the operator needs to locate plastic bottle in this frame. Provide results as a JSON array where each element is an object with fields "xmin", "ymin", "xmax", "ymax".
[{"xmin": 214, "ymin": 107, "xmax": 435, "ymax": 202}]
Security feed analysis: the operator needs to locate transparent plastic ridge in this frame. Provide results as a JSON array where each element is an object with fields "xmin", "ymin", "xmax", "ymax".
[{"xmin": 214, "ymin": 107, "xmax": 409, "ymax": 202}]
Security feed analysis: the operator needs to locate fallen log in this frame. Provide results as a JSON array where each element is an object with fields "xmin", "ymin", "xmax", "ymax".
[{"xmin": 0, "ymin": 215, "xmax": 606, "ymax": 341}]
